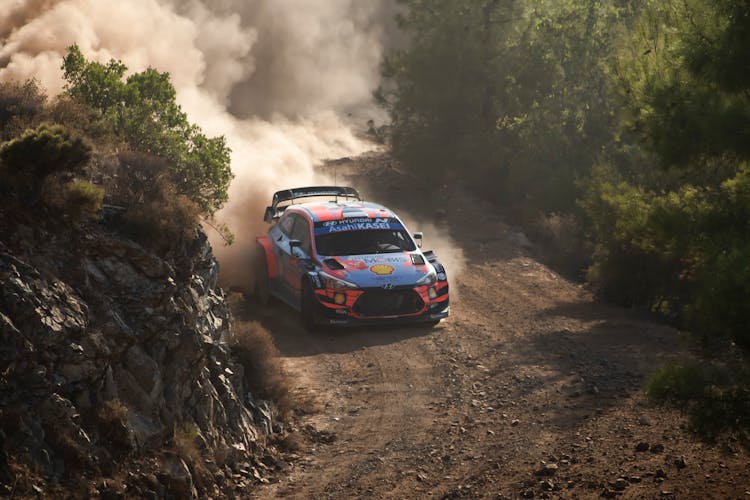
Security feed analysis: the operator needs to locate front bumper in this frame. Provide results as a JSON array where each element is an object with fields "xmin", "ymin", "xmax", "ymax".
[{"xmin": 311, "ymin": 281, "xmax": 449, "ymax": 326}]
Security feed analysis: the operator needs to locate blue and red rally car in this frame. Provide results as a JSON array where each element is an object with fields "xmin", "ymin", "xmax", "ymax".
[{"xmin": 254, "ymin": 186, "xmax": 449, "ymax": 329}]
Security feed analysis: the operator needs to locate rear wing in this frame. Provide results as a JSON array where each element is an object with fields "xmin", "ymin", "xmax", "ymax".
[{"xmin": 263, "ymin": 186, "xmax": 361, "ymax": 223}]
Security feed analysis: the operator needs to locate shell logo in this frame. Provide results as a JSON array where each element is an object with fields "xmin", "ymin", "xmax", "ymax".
[{"xmin": 370, "ymin": 264, "xmax": 395, "ymax": 276}]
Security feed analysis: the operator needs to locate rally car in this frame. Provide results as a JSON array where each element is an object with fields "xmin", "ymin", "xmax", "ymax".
[{"xmin": 254, "ymin": 186, "xmax": 449, "ymax": 329}]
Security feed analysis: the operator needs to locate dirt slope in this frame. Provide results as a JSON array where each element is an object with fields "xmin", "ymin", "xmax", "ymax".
[{"xmin": 240, "ymin": 152, "xmax": 750, "ymax": 499}]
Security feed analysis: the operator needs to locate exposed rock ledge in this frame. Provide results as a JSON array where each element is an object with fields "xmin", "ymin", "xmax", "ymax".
[{"xmin": 0, "ymin": 222, "xmax": 271, "ymax": 498}]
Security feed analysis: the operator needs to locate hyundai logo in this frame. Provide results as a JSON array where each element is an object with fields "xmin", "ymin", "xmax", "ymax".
[{"xmin": 381, "ymin": 283, "xmax": 394, "ymax": 290}]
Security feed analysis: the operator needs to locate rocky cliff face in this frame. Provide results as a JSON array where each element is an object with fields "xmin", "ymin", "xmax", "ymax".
[{"xmin": 0, "ymin": 216, "xmax": 272, "ymax": 497}]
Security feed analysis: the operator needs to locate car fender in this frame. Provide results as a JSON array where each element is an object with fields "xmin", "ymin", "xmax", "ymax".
[{"xmin": 256, "ymin": 235, "xmax": 279, "ymax": 279}]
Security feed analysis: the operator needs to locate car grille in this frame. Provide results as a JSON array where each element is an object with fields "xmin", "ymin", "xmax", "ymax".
[{"xmin": 353, "ymin": 289, "xmax": 424, "ymax": 317}]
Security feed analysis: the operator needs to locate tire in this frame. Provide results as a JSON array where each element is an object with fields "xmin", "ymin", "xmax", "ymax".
[
  {"xmin": 300, "ymin": 280, "xmax": 320, "ymax": 332},
  {"xmin": 254, "ymin": 251, "xmax": 270, "ymax": 306}
]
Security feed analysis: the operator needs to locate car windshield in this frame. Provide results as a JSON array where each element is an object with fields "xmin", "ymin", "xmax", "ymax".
[{"xmin": 315, "ymin": 229, "xmax": 416, "ymax": 256}]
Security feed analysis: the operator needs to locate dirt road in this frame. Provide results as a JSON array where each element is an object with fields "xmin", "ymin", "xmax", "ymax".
[{"xmin": 244, "ymin": 153, "xmax": 750, "ymax": 498}]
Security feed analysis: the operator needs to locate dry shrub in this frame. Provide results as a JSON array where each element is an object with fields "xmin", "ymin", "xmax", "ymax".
[
  {"xmin": 114, "ymin": 150, "xmax": 172, "ymax": 205},
  {"xmin": 4, "ymin": 458, "xmax": 44, "ymax": 498},
  {"xmin": 123, "ymin": 193, "xmax": 199, "ymax": 250},
  {"xmin": 227, "ymin": 321, "xmax": 294, "ymax": 419},
  {"xmin": 42, "ymin": 177, "xmax": 104, "ymax": 221},
  {"xmin": 44, "ymin": 95, "xmax": 114, "ymax": 142},
  {"xmin": 118, "ymin": 151, "xmax": 200, "ymax": 252},
  {"xmin": 95, "ymin": 399, "xmax": 133, "ymax": 455},
  {"xmin": 0, "ymin": 80, "xmax": 46, "ymax": 141},
  {"xmin": 171, "ymin": 422, "xmax": 212, "ymax": 489},
  {"xmin": 530, "ymin": 212, "xmax": 588, "ymax": 278}
]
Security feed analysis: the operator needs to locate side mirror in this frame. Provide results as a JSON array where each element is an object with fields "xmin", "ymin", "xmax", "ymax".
[
  {"xmin": 413, "ymin": 232, "xmax": 423, "ymax": 248},
  {"xmin": 263, "ymin": 206, "xmax": 274, "ymax": 223}
]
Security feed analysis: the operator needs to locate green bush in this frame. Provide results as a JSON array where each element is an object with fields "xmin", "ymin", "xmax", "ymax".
[
  {"xmin": 582, "ymin": 163, "xmax": 750, "ymax": 349},
  {"xmin": 62, "ymin": 180, "xmax": 104, "ymax": 219},
  {"xmin": 62, "ymin": 45, "xmax": 233, "ymax": 215},
  {"xmin": 647, "ymin": 361, "xmax": 750, "ymax": 444},
  {"xmin": 0, "ymin": 123, "xmax": 92, "ymax": 194}
]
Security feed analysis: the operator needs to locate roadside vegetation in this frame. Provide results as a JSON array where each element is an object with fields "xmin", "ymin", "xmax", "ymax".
[
  {"xmin": 0, "ymin": 45, "xmax": 233, "ymax": 251},
  {"xmin": 379, "ymin": 0, "xmax": 750, "ymax": 442},
  {"xmin": 1, "ymin": 47, "xmax": 295, "ymax": 484}
]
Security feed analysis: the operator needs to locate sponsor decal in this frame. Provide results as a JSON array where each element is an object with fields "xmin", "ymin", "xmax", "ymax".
[
  {"xmin": 342, "ymin": 259, "xmax": 367, "ymax": 271},
  {"xmin": 314, "ymin": 217, "xmax": 405, "ymax": 234},
  {"xmin": 370, "ymin": 264, "xmax": 395, "ymax": 276},
  {"xmin": 361, "ymin": 255, "xmax": 404, "ymax": 264}
]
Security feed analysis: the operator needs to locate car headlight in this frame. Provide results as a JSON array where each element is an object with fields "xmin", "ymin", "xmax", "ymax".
[
  {"xmin": 320, "ymin": 271, "xmax": 358, "ymax": 290},
  {"xmin": 416, "ymin": 269, "xmax": 437, "ymax": 286}
]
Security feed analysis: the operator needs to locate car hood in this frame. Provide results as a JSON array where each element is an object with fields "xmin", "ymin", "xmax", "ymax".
[{"xmin": 326, "ymin": 253, "xmax": 432, "ymax": 288}]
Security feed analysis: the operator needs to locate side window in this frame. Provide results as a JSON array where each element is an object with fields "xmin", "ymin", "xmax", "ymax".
[
  {"xmin": 290, "ymin": 215, "xmax": 311, "ymax": 255},
  {"xmin": 278, "ymin": 214, "xmax": 295, "ymax": 236}
]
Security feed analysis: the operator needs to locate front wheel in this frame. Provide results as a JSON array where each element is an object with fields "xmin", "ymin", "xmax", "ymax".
[{"xmin": 300, "ymin": 280, "xmax": 320, "ymax": 332}]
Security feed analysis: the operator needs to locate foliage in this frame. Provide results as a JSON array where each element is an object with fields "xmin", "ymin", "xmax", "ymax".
[
  {"xmin": 614, "ymin": 0, "xmax": 750, "ymax": 170},
  {"xmin": 0, "ymin": 80, "xmax": 46, "ymax": 141},
  {"xmin": 582, "ymin": 163, "xmax": 750, "ymax": 349},
  {"xmin": 42, "ymin": 178, "xmax": 104, "ymax": 221},
  {"xmin": 646, "ymin": 361, "xmax": 750, "ymax": 444},
  {"xmin": 61, "ymin": 180, "xmax": 105, "ymax": 220},
  {"xmin": 581, "ymin": 0, "xmax": 750, "ymax": 354},
  {"xmin": 383, "ymin": 0, "xmax": 750, "ymax": 404},
  {"xmin": 0, "ymin": 123, "xmax": 92, "ymax": 194},
  {"xmin": 227, "ymin": 320, "xmax": 294, "ymax": 419},
  {"xmin": 116, "ymin": 150, "xmax": 201, "ymax": 252},
  {"xmin": 379, "ymin": 0, "xmax": 639, "ymax": 215},
  {"xmin": 62, "ymin": 45, "xmax": 233, "ymax": 215}
]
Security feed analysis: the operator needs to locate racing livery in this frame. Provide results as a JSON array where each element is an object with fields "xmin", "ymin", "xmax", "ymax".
[{"xmin": 255, "ymin": 186, "xmax": 449, "ymax": 329}]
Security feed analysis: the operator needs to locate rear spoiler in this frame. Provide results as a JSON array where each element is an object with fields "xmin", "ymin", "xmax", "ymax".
[{"xmin": 263, "ymin": 186, "xmax": 361, "ymax": 223}]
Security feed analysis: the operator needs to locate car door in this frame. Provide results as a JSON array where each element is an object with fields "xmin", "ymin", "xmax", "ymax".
[
  {"xmin": 272, "ymin": 213, "xmax": 297, "ymax": 303},
  {"xmin": 287, "ymin": 214, "xmax": 312, "ymax": 303}
]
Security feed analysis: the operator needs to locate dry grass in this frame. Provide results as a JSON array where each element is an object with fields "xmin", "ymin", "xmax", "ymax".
[
  {"xmin": 227, "ymin": 320, "xmax": 295, "ymax": 419},
  {"xmin": 172, "ymin": 422, "xmax": 212, "ymax": 489},
  {"xmin": 95, "ymin": 399, "xmax": 133, "ymax": 455}
]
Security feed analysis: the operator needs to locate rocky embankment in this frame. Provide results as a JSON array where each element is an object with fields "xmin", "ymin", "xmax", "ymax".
[{"xmin": 0, "ymin": 216, "xmax": 272, "ymax": 498}]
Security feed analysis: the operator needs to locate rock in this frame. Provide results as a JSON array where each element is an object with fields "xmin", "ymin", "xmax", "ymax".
[
  {"xmin": 534, "ymin": 463, "xmax": 558, "ymax": 477},
  {"xmin": 650, "ymin": 443, "xmax": 665, "ymax": 454},
  {"xmin": 674, "ymin": 456, "xmax": 687, "ymax": 469},
  {"xmin": 635, "ymin": 442, "xmax": 650, "ymax": 452},
  {"xmin": 638, "ymin": 416, "xmax": 652, "ymax": 426},
  {"xmin": 614, "ymin": 477, "xmax": 628, "ymax": 491},
  {"xmin": 162, "ymin": 456, "xmax": 196, "ymax": 499},
  {"xmin": 1, "ymin": 224, "xmax": 268, "ymax": 496}
]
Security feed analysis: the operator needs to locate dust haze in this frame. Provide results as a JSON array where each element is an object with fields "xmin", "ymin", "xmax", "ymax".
[{"xmin": 0, "ymin": 0, "xmax": 464, "ymax": 290}]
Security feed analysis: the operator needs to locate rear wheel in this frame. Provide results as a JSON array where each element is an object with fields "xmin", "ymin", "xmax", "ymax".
[{"xmin": 254, "ymin": 250, "xmax": 270, "ymax": 306}]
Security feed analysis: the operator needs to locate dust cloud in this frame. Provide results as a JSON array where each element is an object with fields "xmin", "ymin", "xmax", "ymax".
[{"xmin": 0, "ymin": 0, "xmax": 465, "ymax": 292}]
